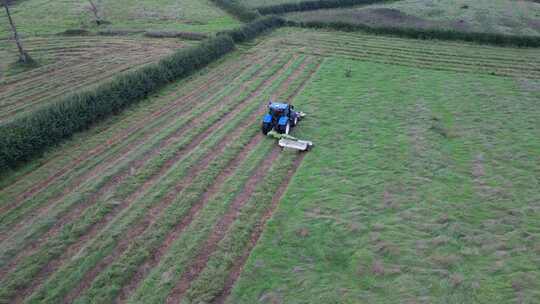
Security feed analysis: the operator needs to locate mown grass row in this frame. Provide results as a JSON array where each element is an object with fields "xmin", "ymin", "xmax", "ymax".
[
  {"xmin": 299, "ymin": 46, "xmax": 540, "ymax": 78},
  {"xmin": 0, "ymin": 35, "xmax": 235, "ymax": 170},
  {"xmin": 75, "ymin": 55, "xmax": 312, "ymax": 304},
  {"xmin": 127, "ymin": 56, "xmax": 317, "ymax": 304},
  {"xmin": 0, "ymin": 55, "xmax": 292, "ymax": 303},
  {"xmin": 0, "ymin": 16, "xmax": 291, "ymax": 172},
  {"xmin": 305, "ymin": 35, "xmax": 540, "ymax": 66},
  {"xmin": 288, "ymin": 20, "xmax": 540, "ymax": 47},
  {"xmin": 298, "ymin": 42, "xmax": 540, "ymax": 77},
  {"xmin": 0, "ymin": 53, "xmax": 270, "ymax": 231},
  {"xmin": 128, "ymin": 140, "xmax": 274, "ymax": 304},
  {"xmin": 184, "ymin": 153, "xmax": 298, "ymax": 304},
  {"xmin": 121, "ymin": 57, "xmax": 308, "ymax": 304},
  {"xmin": 269, "ymin": 29, "xmax": 540, "ymax": 78},
  {"xmin": 0, "ymin": 51, "xmax": 256, "ymax": 199},
  {"xmin": 0, "ymin": 56, "xmax": 277, "ymax": 271},
  {"xmin": 256, "ymin": 0, "xmax": 395, "ymax": 15},
  {"xmin": 5, "ymin": 54, "xmax": 297, "ymax": 304},
  {"xmin": 26, "ymin": 55, "xmax": 301, "ymax": 304}
]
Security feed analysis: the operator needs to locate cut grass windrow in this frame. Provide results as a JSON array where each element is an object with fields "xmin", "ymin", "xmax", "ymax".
[
  {"xmin": 167, "ymin": 60, "xmax": 319, "ymax": 304},
  {"xmin": 165, "ymin": 146, "xmax": 282, "ymax": 304},
  {"xmin": 1, "ymin": 38, "xmax": 183, "ymax": 122},
  {"xmin": 188, "ymin": 153, "xmax": 304, "ymax": 304},
  {"xmin": 0, "ymin": 55, "xmax": 252, "ymax": 206},
  {"xmin": 61, "ymin": 56, "xmax": 305, "ymax": 304},
  {"xmin": 0, "ymin": 54, "xmax": 274, "ymax": 257},
  {"xmin": 0, "ymin": 52, "xmax": 256, "ymax": 214},
  {"xmin": 0, "ymin": 57, "xmax": 270, "ymax": 271},
  {"xmin": 0, "ymin": 54, "xmax": 290, "ymax": 302},
  {"xmin": 266, "ymin": 30, "xmax": 540, "ymax": 78},
  {"xmin": 3, "ymin": 55, "xmax": 299, "ymax": 304},
  {"xmin": 98, "ymin": 57, "xmax": 317, "ymax": 304},
  {"xmin": 127, "ymin": 139, "xmax": 275, "ymax": 304}
]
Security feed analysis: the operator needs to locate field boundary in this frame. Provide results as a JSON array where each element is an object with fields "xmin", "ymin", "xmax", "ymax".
[
  {"xmin": 288, "ymin": 20, "xmax": 540, "ymax": 47},
  {"xmin": 256, "ymin": 0, "xmax": 396, "ymax": 15}
]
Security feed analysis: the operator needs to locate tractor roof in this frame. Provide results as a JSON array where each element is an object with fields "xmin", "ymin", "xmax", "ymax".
[{"xmin": 269, "ymin": 102, "xmax": 289, "ymax": 110}]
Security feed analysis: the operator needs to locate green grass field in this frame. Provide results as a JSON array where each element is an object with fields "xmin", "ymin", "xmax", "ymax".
[
  {"xmin": 226, "ymin": 28, "xmax": 540, "ymax": 303},
  {"xmin": 0, "ymin": 0, "xmax": 240, "ymax": 39},
  {"xmin": 286, "ymin": 0, "xmax": 540, "ymax": 36}
]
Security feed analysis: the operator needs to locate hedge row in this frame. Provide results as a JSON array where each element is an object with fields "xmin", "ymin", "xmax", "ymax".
[
  {"xmin": 289, "ymin": 20, "xmax": 540, "ymax": 47},
  {"xmin": 219, "ymin": 16, "xmax": 286, "ymax": 43},
  {"xmin": 0, "ymin": 16, "xmax": 290, "ymax": 171},
  {"xmin": 256, "ymin": 0, "xmax": 395, "ymax": 15},
  {"xmin": 209, "ymin": 0, "xmax": 260, "ymax": 22},
  {"xmin": 144, "ymin": 31, "xmax": 209, "ymax": 40},
  {"xmin": 0, "ymin": 36, "xmax": 235, "ymax": 171}
]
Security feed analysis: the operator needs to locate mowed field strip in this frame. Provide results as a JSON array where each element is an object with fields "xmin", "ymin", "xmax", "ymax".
[
  {"xmin": 0, "ymin": 36, "xmax": 186, "ymax": 122},
  {"xmin": 259, "ymin": 29, "xmax": 540, "ymax": 79},
  {"xmin": 0, "ymin": 37, "xmax": 321, "ymax": 303}
]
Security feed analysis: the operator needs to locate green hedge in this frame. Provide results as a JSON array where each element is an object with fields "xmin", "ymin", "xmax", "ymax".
[
  {"xmin": 219, "ymin": 16, "xmax": 286, "ymax": 43},
  {"xmin": 290, "ymin": 20, "xmax": 540, "ymax": 47},
  {"xmin": 0, "ymin": 36, "xmax": 235, "ymax": 171},
  {"xmin": 257, "ymin": 0, "xmax": 394, "ymax": 15},
  {"xmin": 0, "ymin": 17, "xmax": 290, "ymax": 171},
  {"xmin": 210, "ymin": 0, "xmax": 260, "ymax": 22}
]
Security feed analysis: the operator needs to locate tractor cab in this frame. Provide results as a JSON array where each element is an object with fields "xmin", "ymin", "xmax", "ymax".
[
  {"xmin": 262, "ymin": 101, "xmax": 299, "ymax": 135},
  {"xmin": 268, "ymin": 102, "xmax": 291, "ymax": 118}
]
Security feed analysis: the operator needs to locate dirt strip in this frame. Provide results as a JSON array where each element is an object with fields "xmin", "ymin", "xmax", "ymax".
[
  {"xmin": 214, "ymin": 153, "xmax": 306, "ymax": 304},
  {"xmin": 115, "ymin": 57, "xmax": 314, "ymax": 304},
  {"xmin": 165, "ymin": 147, "xmax": 282, "ymax": 304}
]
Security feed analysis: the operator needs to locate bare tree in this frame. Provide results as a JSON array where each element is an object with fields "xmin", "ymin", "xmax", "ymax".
[
  {"xmin": 2, "ymin": 0, "xmax": 32, "ymax": 64},
  {"xmin": 86, "ymin": 0, "xmax": 104, "ymax": 25}
]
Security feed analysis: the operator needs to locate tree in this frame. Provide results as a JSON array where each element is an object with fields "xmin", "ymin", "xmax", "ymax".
[
  {"xmin": 86, "ymin": 0, "xmax": 104, "ymax": 25},
  {"xmin": 2, "ymin": 0, "xmax": 32, "ymax": 64}
]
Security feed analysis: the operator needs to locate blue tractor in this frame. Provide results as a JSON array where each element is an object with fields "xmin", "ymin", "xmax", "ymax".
[{"xmin": 261, "ymin": 101, "xmax": 302, "ymax": 135}]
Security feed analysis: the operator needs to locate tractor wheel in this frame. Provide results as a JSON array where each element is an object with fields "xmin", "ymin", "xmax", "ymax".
[
  {"xmin": 262, "ymin": 122, "xmax": 272, "ymax": 135},
  {"xmin": 276, "ymin": 123, "xmax": 286, "ymax": 134},
  {"xmin": 277, "ymin": 122, "xmax": 290, "ymax": 134}
]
